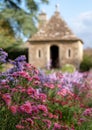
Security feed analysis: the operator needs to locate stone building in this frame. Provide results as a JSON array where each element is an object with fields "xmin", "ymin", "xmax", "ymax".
[{"xmin": 27, "ymin": 6, "xmax": 83, "ymax": 69}]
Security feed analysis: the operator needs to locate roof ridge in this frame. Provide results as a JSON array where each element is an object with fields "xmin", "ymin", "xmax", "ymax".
[{"xmin": 30, "ymin": 12, "xmax": 81, "ymax": 42}]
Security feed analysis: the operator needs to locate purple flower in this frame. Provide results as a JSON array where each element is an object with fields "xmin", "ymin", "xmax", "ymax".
[
  {"xmin": 0, "ymin": 48, "xmax": 8, "ymax": 64},
  {"xmin": 15, "ymin": 55, "xmax": 26, "ymax": 62},
  {"xmin": 38, "ymin": 70, "xmax": 51, "ymax": 84}
]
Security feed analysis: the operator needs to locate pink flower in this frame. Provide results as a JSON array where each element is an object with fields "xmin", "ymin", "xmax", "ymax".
[
  {"xmin": 20, "ymin": 101, "xmax": 32, "ymax": 114},
  {"xmin": 49, "ymin": 84, "xmax": 55, "ymax": 89},
  {"xmin": 34, "ymin": 80, "xmax": 40, "ymax": 85},
  {"xmin": 26, "ymin": 118, "xmax": 34, "ymax": 125},
  {"xmin": 27, "ymin": 77, "xmax": 32, "ymax": 81},
  {"xmin": 18, "ymin": 71, "xmax": 28, "ymax": 77},
  {"xmin": 32, "ymin": 75, "xmax": 40, "ymax": 81},
  {"xmin": 2, "ymin": 93, "xmax": 11, "ymax": 106},
  {"xmin": 83, "ymin": 108, "xmax": 92, "ymax": 117},
  {"xmin": 27, "ymin": 87, "xmax": 35, "ymax": 95},
  {"xmin": 57, "ymin": 89, "xmax": 72, "ymax": 96},
  {"xmin": 48, "ymin": 112, "xmax": 53, "ymax": 118},
  {"xmin": 32, "ymin": 105, "xmax": 38, "ymax": 113},
  {"xmin": 9, "ymin": 105, "xmax": 18, "ymax": 114},
  {"xmin": 11, "ymin": 88, "xmax": 18, "ymax": 93},
  {"xmin": 53, "ymin": 123, "xmax": 61, "ymax": 130},
  {"xmin": 44, "ymin": 83, "xmax": 48, "ymax": 87},
  {"xmin": 16, "ymin": 124, "xmax": 24, "ymax": 129},
  {"xmin": 38, "ymin": 105, "xmax": 48, "ymax": 113},
  {"xmin": 79, "ymin": 118, "xmax": 86, "ymax": 123},
  {"xmin": 53, "ymin": 115, "xmax": 58, "ymax": 119},
  {"xmin": 43, "ymin": 119, "xmax": 51, "ymax": 128},
  {"xmin": 0, "ymin": 79, "xmax": 7, "ymax": 85},
  {"xmin": 39, "ymin": 93, "xmax": 47, "ymax": 102},
  {"xmin": 44, "ymin": 83, "xmax": 55, "ymax": 89},
  {"xmin": 20, "ymin": 88, "xmax": 26, "ymax": 93},
  {"xmin": 57, "ymin": 84, "xmax": 61, "ymax": 88}
]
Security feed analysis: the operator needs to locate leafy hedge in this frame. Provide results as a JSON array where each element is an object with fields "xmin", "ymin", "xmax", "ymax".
[{"xmin": 80, "ymin": 55, "xmax": 92, "ymax": 72}]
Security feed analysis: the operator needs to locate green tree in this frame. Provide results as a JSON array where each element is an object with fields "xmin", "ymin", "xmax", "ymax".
[
  {"xmin": 0, "ymin": 0, "xmax": 49, "ymax": 58},
  {"xmin": 80, "ymin": 55, "xmax": 92, "ymax": 72},
  {"xmin": 0, "ymin": 14, "xmax": 17, "ymax": 48},
  {"xmin": 0, "ymin": 0, "xmax": 49, "ymax": 38}
]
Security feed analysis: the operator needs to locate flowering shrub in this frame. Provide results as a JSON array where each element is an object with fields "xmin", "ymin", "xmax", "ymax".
[
  {"xmin": 0, "ymin": 48, "xmax": 92, "ymax": 130},
  {"xmin": 0, "ymin": 48, "xmax": 8, "ymax": 65},
  {"xmin": 0, "ymin": 48, "xmax": 8, "ymax": 72}
]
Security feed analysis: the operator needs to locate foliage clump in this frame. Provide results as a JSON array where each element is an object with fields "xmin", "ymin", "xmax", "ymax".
[{"xmin": 80, "ymin": 55, "xmax": 92, "ymax": 72}]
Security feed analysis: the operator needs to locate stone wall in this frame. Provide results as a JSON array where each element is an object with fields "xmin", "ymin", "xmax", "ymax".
[
  {"xmin": 59, "ymin": 41, "xmax": 83, "ymax": 69},
  {"xmin": 28, "ymin": 40, "xmax": 83, "ymax": 69},
  {"xmin": 28, "ymin": 43, "xmax": 49, "ymax": 68}
]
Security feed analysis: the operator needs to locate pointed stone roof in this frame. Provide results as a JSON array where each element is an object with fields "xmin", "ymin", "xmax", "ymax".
[{"xmin": 29, "ymin": 11, "xmax": 82, "ymax": 42}]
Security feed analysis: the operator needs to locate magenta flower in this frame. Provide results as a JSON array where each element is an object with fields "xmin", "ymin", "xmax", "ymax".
[
  {"xmin": 38, "ymin": 93, "xmax": 47, "ymax": 102},
  {"xmin": 2, "ymin": 93, "xmax": 11, "ymax": 106},
  {"xmin": 57, "ymin": 88, "xmax": 73, "ymax": 97},
  {"xmin": 16, "ymin": 124, "xmax": 24, "ymax": 129},
  {"xmin": 44, "ymin": 83, "xmax": 55, "ymax": 89},
  {"xmin": 27, "ymin": 87, "xmax": 35, "ymax": 95},
  {"xmin": 53, "ymin": 115, "xmax": 58, "ymax": 119},
  {"xmin": 49, "ymin": 83, "xmax": 55, "ymax": 89},
  {"xmin": 38, "ymin": 105, "xmax": 48, "ymax": 113},
  {"xmin": 26, "ymin": 118, "xmax": 34, "ymax": 125},
  {"xmin": 57, "ymin": 89, "xmax": 68, "ymax": 96},
  {"xmin": 43, "ymin": 119, "xmax": 51, "ymax": 129},
  {"xmin": 20, "ymin": 101, "xmax": 32, "ymax": 114},
  {"xmin": 53, "ymin": 123, "xmax": 61, "ymax": 130},
  {"xmin": 32, "ymin": 105, "xmax": 38, "ymax": 113},
  {"xmin": 48, "ymin": 112, "xmax": 53, "ymax": 118},
  {"xmin": 9, "ymin": 105, "xmax": 18, "ymax": 114},
  {"xmin": 83, "ymin": 108, "xmax": 92, "ymax": 117}
]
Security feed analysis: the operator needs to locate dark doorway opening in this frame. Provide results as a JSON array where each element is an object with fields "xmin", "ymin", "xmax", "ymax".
[{"xmin": 50, "ymin": 45, "xmax": 59, "ymax": 68}]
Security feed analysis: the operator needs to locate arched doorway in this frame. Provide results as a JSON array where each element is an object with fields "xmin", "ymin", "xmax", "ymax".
[{"xmin": 50, "ymin": 45, "xmax": 59, "ymax": 68}]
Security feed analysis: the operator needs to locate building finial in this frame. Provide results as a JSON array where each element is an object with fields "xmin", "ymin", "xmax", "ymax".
[
  {"xmin": 55, "ymin": 4, "xmax": 59, "ymax": 12},
  {"xmin": 41, "ymin": 9, "xmax": 45, "ymax": 13}
]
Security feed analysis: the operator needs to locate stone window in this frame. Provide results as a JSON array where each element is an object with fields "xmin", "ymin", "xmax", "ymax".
[
  {"xmin": 67, "ymin": 49, "xmax": 72, "ymax": 58},
  {"xmin": 68, "ymin": 49, "xmax": 71, "ymax": 57},
  {"xmin": 37, "ymin": 49, "xmax": 42, "ymax": 58}
]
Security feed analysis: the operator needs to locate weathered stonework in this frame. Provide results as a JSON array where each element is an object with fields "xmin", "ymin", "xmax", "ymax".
[
  {"xmin": 28, "ymin": 41, "xmax": 83, "ymax": 69},
  {"xmin": 27, "ymin": 10, "xmax": 83, "ymax": 69}
]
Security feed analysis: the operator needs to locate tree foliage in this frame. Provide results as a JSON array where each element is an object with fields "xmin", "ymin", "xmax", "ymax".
[
  {"xmin": 80, "ymin": 54, "xmax": 92, "ymax": 72},
  {"xmin": 0, "ymin": 0, "xmax": 49, "ymax": 56},
  {"xmin": 0, "ymin": 0, "xmax": 49, "ymax": 38},
  {"xmin": 0, "ymin": 14, "xmax": 16, "ymax": 48},
  {"xmin": 0, "ymin": 0, "xmax": 49, "ymax": 50}
]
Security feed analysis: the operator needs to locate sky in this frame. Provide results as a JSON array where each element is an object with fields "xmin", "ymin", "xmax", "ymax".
[{"xmin": 38, "ymin": 0, "xmax": 92, "ymax": 48}]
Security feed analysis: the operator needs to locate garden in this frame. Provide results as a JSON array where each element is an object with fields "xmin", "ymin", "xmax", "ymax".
[{"xmin": 0, "ymin": 48, "xmax": 92, "ymax": 130}]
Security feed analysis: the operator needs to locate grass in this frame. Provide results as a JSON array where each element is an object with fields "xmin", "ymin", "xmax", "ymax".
[
  {"xmin": 61, "ymin": 64, "xmax": 75, "ymax": 73},
  {"xmin": 42, "ymin": 64, "xmax": 76, "ymax": 75}
]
